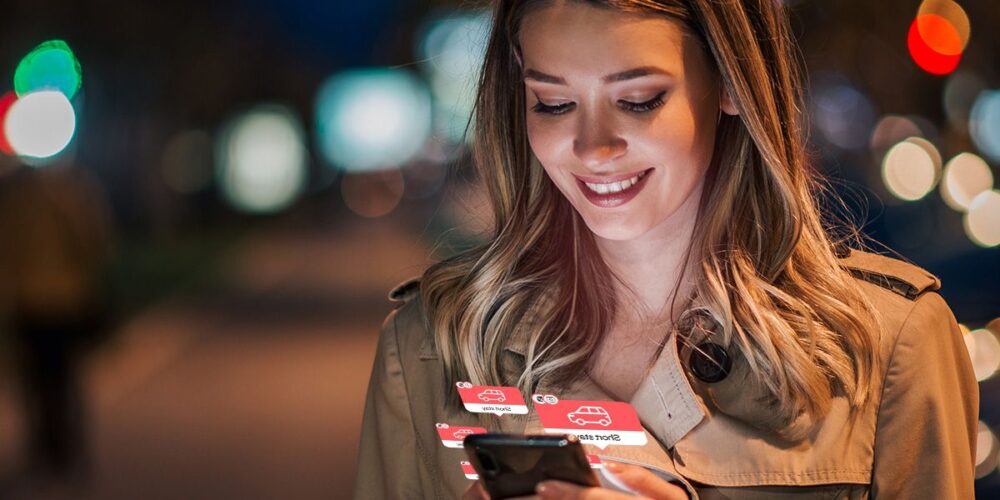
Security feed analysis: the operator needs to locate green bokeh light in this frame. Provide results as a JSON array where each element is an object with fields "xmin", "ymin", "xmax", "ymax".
[{"xmin": 14, "ymin": 40, "xmax": 82, "ymax": 99}]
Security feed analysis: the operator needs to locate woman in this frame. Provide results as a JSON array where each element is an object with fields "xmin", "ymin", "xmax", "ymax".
[{"xmin": 354, "ymin": 0, "xmax": 978, "ymax": 498}]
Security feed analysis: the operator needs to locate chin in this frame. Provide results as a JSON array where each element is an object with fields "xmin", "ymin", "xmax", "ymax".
[{"xmin": 581, "ymin": 217, "xmax": 651, "ymax": 241}]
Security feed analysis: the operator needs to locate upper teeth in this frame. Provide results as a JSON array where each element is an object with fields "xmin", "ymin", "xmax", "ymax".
[{"xmin": 584, "ymin": 171, "xmax": 647, "ymax": 194}]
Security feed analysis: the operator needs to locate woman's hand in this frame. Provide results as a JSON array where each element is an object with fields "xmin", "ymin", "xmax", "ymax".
[{"xmin": 461, "ymin": 462, "xmax": 689, "ymax": 499}]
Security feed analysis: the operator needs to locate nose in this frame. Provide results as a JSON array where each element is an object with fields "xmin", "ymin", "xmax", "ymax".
[{"xmin": 572, "ymin": 116, "xmax": 627, "ymax": 169}]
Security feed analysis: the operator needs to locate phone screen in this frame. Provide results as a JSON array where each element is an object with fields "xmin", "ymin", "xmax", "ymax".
[{"xmin": 463, "ymin": 433, "xmax": 599, "ymax": 499}]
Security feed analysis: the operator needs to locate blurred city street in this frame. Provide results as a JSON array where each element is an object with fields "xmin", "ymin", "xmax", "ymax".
[{"xmin": 0, "ymin": 209, "xmax": 433, "ymax": 499}]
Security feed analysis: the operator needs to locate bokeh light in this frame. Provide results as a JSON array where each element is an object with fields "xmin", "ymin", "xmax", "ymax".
[
  {"xmin": 216, "ymin": 104, "xmax": 307, "ymax": 214},
  {"xmin": 941, "ymin": 152, "xmax": 993, "ymax": 212},
  {"xmin": 3, "ymin": 90, "xmax": 77, "ymax": 159},
  {"xmin": 811, "ymin": 74, "xmax": 875, "ymax": 151},
  {"xmin": 315, "ymin": 68, "xmax": 432, "ymax": 172},
  {"xmin": 965, "ymin": 327, "xmax": 1000, "ymax": 382},
  {"xmin": 870, "ymin": 115, "xmax": 922, "ymax": 152},
  {"xmin": 0, "ymin": 91, "xmax": 17, "ymax": 155},
  {"xmin": 970, "ymin": 90, "xmax": 1000, "ymax": 163},
  {"xmin": 882, "ymin": 139, "xmax": 939, "ymax": 201},
  {"xmin": 417, "ymin": 10, "xmax": 491, "ymax": 144},
  {"xmin": 14, "ymin": 40, "xmax": 82, "ymax": 99},
  {"xmin": 917, "ymin": 0, "xmax": 971, "ymax": 52},
  {"xmin": 906, "ymin": 0, "xmax": 970, "ymax": 77},
  {"xmin": 964, "ymin": 190, "xmax": 1000, "ymax": 248},
  {"xmin": 907, "ymin": 16, "xmax": 961, "ymax": 75},
  {"xmin": 976, "ymin": 420, "xmax": 1000, "ymax": 479},
  {"xmin": 340, "ymin": 168, "xmax": 405, "ymax": 218}
]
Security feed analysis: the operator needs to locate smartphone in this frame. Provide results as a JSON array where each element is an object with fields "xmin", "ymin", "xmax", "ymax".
[{"xmin": 463, "ymin": 433, "xmax": 599, "ymax": 499}]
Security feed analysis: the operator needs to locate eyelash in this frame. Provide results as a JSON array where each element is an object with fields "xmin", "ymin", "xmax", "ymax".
[{"xmin": 531, "ymin": 91, "xmax": 667, "ymax": 115}]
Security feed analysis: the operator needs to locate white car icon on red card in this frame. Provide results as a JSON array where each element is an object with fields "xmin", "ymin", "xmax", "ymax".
[
  {"xmin": 452, "ymin": 428, "xmax": 476, "ymax": 440},
  {"xmin": 436, "ymin": 423, "xmax": 488, "ymax": 448},
  {"xmin": 477, "ymin": 389, "xmax": 506, "ymax": 402},
  {"xmin": 567, "ymin": 405, "xmax": 612, "ymax": 426},
  {"xmin": 532, "ymin": 395, "xmax": 647, "ymax": 449},
  {"xmin": 455, "ymin": 383, "xmax": 527, "ymax": 416}
]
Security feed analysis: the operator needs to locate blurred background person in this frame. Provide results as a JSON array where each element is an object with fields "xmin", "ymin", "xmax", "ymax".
[{"xmin": 0, "ymin": 158, "xmax": 114, "ymax": 484}]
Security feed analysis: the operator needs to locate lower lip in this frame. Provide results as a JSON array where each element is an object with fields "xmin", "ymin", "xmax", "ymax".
[{"xmin": 576, "ymin": 168, "xmax": 653, "ymax": 208}]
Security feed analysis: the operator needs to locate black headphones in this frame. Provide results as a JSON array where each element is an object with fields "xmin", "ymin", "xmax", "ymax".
[
  {"xmin": 678, "ymin": 309, "xmax": 733, "ymax": 383},
  {"xmin": 688, "ymin": 341, "xmax": 732, "ymax": 383}
]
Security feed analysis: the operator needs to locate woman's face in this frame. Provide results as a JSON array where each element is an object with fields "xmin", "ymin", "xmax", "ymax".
[{"xmin": 519, "ymin": 2, "xmax": 736, "ymax": 241}]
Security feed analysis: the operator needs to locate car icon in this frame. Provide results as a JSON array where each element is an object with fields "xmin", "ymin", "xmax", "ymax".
[
  {"xmin": 452, "ymin": 428, "xmax": 476, "ymax": 440},
  {"xmin": 477, "ymin": 389, "xmax": 506, "ymax": 402},
  {"xmin": 567, "ymin": 406, "xmax": 612, "ymax": 427}
]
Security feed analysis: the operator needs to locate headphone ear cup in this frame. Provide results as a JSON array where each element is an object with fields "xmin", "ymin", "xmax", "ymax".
[{"xmin": 689, "ymin": 341, "xmax": 732, "ymax": 383}]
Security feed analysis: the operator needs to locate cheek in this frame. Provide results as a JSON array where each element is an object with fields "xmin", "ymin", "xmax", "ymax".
[{"xmin": 526, "ymin": 119, "xmax": 569, "ymax": 174}]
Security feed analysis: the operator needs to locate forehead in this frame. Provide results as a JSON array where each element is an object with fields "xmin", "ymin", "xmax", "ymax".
[{"xmin": 518, "ymin": 3, "xmax": 688, "ymax": 77}]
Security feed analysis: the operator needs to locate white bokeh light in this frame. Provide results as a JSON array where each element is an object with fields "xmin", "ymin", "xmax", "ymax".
[
  {"xmin": 964, "ymin": 189, "xmax": 1000, "ymax": 248},
  {"xmin": 965, "ymin": 327, "xmax": 1000, "ymax": 382},
  {"xmin": 418, "ymin": 11, "xmax": 491, "ymax": 143},
  {"xmin": 315, "ymin": 68, "xmax": 432, "ymax": 172},
  {"xmin": 976, "ymin": 421, "xmax": 1000, "ymax": 479},
  {"xmin": 882, "ymin": 139, "xmax": 938, "ymax": 201},
  {"xmin": 942, "ymin": 152, "xmax": 994, "ymax": 211},
  {"xmin": 216, "ymin": 104, "xmax": 307, "ymax": 214},
  {"xmin": 3, "ymin": 90, "xmax": 76, "ymax": 159}
]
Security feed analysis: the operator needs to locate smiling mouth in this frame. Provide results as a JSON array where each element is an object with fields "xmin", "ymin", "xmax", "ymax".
[
  {"xmin": 579, "ymin": 169, "xmax": 651, "ymax": 194},
  {"xmin": 574, "ymin": 168, "xmax": 654, "ymax": 208}
]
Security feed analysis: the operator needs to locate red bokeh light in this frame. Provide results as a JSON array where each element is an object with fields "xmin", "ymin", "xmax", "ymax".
[
  {"xmin": 0, "ymin": 91, "xmax": 17, "ymax": 155},
  {"xmin": 907, "ymin": 15, "xmax": 961, "ymax": 75}
]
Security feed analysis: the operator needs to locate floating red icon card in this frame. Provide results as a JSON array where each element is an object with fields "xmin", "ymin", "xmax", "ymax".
[
  {"xmin": 436, "ymin": 422, "xmax": 488, "ymax": 449},
  {"xmin": 456, "ymin": 382, "xmax": 528, "ymax": 416},
  {"xmin": 531, "ymin": 394, "xmax": 647, "ymax": 448},
  {"xmin": 460, "ymin": 460, "xmax": 479, "ymax": 480},
  {"xmin": 586, "ymin": 454, "xmax": 604, "ymax": 468}
]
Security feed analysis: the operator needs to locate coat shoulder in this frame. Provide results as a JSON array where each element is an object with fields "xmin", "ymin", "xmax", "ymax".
[
  {"xmin": 385, "ymin": 276, "xmax": 438, "ymax": 360},
  {"xmin": 836, "ymin": 247, "xmax": 941, "ymax": 301},
  {"xmin": 387, "ymin": 275, "xmax": 422, "ymax": 303}
]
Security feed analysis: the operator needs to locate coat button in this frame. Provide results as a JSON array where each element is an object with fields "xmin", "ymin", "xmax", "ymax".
[{"xmin": 689, "ymin": 342, "xmax": 732, "ymax": 383}]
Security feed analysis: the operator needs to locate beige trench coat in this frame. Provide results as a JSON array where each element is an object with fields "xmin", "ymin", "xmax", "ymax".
[{"xmin": 353, "ymin": 248, "xmax": 978, "ymax": 499}]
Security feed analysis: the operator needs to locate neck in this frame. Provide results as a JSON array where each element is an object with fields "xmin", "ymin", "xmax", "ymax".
[{"xmin": 594, "ymin": 180, "xmax": 703, "ymax": 326}]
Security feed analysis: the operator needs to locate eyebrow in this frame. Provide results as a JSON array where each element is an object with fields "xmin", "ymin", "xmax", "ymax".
[{"xmin": 523, "ymin": 66, "xmax": 672, "ymax": 85}]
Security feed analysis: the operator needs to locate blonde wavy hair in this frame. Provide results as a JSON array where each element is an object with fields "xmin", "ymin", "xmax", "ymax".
[{"xmin": 420, "ymin": 0, "xmax": 882, "ymax": 427}]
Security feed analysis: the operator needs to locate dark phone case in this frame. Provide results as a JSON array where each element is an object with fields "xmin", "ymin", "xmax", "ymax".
[{"xmin": 463, "ymin": 433, "xmax": 599, "ymax": 499}]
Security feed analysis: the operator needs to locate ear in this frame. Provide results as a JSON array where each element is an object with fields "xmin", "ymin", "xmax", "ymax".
[{"xmin": 720, "ymin": 85, "xmax": 738, "ymax": 116}]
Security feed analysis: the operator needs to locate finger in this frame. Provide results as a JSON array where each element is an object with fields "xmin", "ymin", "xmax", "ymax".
[
  {"xmin": 603, "ymin": 462, "xmax": 688, "ymax": 500},
  {"xmin": 536, "ymin": 480, "xmax": 636, "ymax": 500}
]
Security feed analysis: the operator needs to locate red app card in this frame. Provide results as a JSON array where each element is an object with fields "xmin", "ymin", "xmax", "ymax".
[
  {"xmin": 586, "ymin": 454, "xmax": 604, "ymax": 468},
  {"xmin": 460, "ymin": 460, "xmax": 479, "ymax": 480},
  {"xmin": 456, "ymin": 382, "xmax": 528, "ymax": 416},
  {"xmin": 435, "ymin": 422, "xmax": 488, "ymax": 449},
  {"xmin": 531, "ymin": 394, "xmax": 647, "ymax": 448}
]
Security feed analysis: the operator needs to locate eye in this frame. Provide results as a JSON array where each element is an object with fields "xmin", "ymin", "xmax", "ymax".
[
  {"xmin": 531, "ymin": 100, "xmax": 573, "ymax": 115},
  {"xmin": 529, "ymin": 90, "xmax": 668, "ymax": 115},
  {"xmin": 619, "ymin": 90, "xmax": 667, "ymax": 113}
]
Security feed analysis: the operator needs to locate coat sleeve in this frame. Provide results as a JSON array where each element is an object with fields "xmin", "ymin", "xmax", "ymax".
[
  {"xmin": 871, "ymin": 291, "xmax": 978, "ymax": 499},
  {"xmin": 353, "ymin": 308, "xmax": 429, "ymax": 499}
]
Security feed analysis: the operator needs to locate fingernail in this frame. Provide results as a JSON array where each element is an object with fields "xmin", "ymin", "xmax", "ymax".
[{"xmin": 603, "ymin": 461, "xmax": 622, "ymax": 472}]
